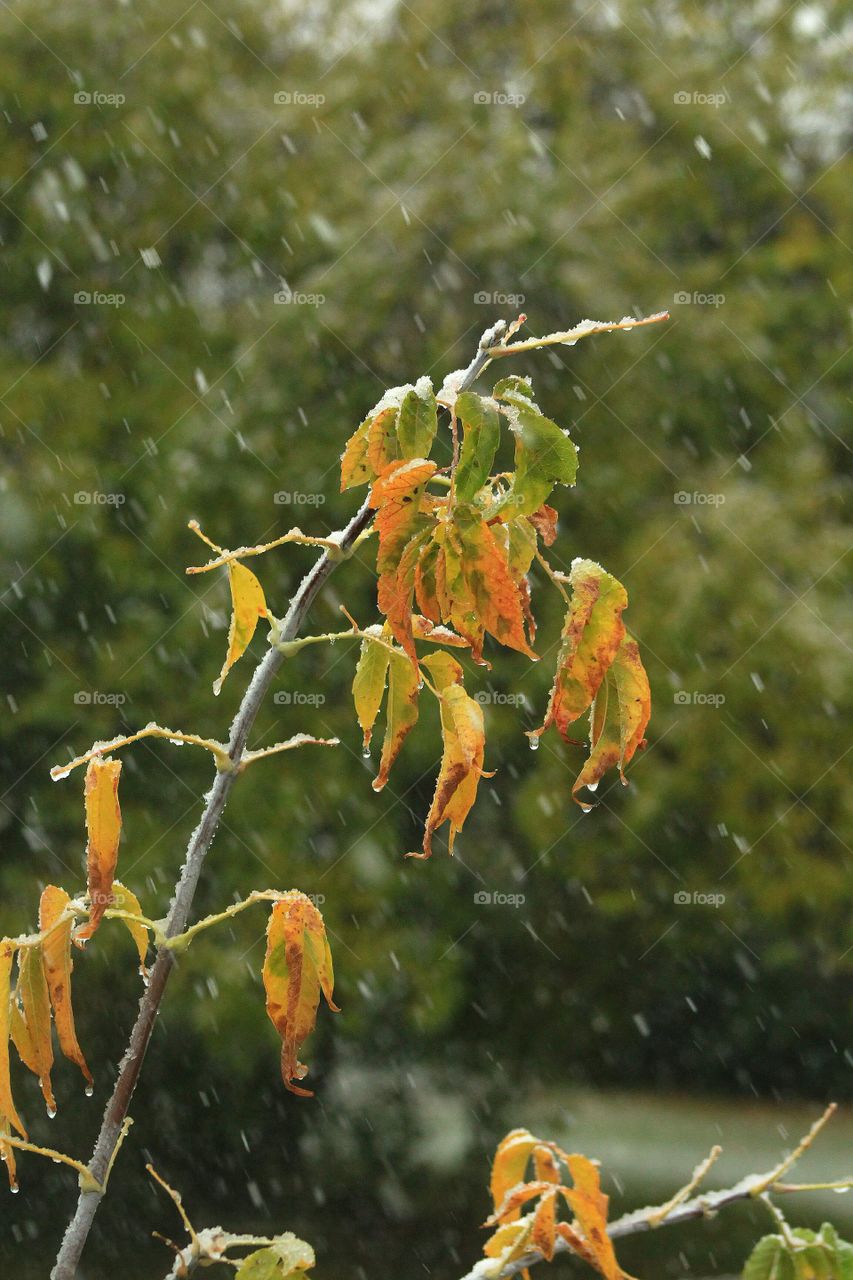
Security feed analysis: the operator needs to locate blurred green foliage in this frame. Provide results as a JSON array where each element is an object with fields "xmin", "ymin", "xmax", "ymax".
[{"xmin": 0, "ymin": 0, "xmax": 850, "ymax": 1275}]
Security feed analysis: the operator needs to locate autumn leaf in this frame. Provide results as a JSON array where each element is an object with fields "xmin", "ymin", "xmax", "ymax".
[
  {"xmin": 561, "ymin": 1154, "xmax": 624, "ymax": 1280},
  {"xmin": 0, "ymin": 942, "xmax": 26, "ymax": 1141},
  {"xmin": 572, "ymin": 632, "xmax": 650, "ymax": 808},
  {"xmin": 490, "ymin": 1129, "xmax": 542, "ymax": 1220},
  {"xmin": 15, "ymin": 944, "xmax": 55, "ymax": 1113},
  {"xmin": 529, "ymin": 503, "xmax": 558, "ymax": 546},
  {"xmin": 110, "ymin": 881, "xmax": 151, "ymax": 979},
  {"xmin": 369, "ymin": 458, "xmax": 437, "ymax": 663},
  {"xmin": 351, "ymin": 628, "xmax": 391, "ymax": 752},
  {"xmin": 340, "ymin": 402, "xmax": 398, "ymax": 491},
  {"xmin": 262, "ymin": 892, "xmax": 339, "ymax": 1097},
  {"xmin": 76, "ymin": 756, "xmax": 122, "ymax": 945},
  {"xmin": 434, "ymin": 506, "xmax": 537, "ymax": 663},
  {"xmin": 213, "ymin": 560, "xmax": 268, "ymax": 695},
  {"xmin": 39, "ymin": 886, "xmax": 92, "ymax": 1087},
  {"xmin": 373, "ymin": 650, "xmax": 420, "ymax": 791},
  {"xmin": 530, "ymin": 559, "xmax": 628, "ymax": 746},
  {"xmin": 397, "ymin": 378, "xmax": 437, "ymax": 459},
  {"xmin": 414, "ymin": 536, "xmax": 442, "ymax": 623},
  {"xmin": 454, "ymin": 391, "xmax": 500, "ymax": 502},
  {"xmin": 410, "ymin": 616, "xmax": 468, "ymax": 647},
  {"xmin": 413, "ymin": 653, "xmax": 492, "ymax": 858},
  {"xmin": 366, "ymin": 405, "xmax": 401, "ymax": 474}
]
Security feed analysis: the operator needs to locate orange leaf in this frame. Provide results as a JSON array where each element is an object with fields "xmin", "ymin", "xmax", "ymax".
[
  {"xmin": 561, "ymin": 1154, "xmax": 623, "ymax": 1280},
  {"xmin": 213, "ymin": 560, "xmax": 268, "ymax": 695},
  {"xmin": 39, "ymin": 886, "xmax": 92, "ymax": 1087},
  {"xmin": 490, "ymin": 1128, "xmax": 541, "ymax": 1217},
  {"xmin": 263, "ymin": 892, "xmax": 339, "ymax": 1097},
  {"xmin": 531, "ymin": 559, "xmax": 627, "ymax": 745},
  {"xmin": 76, "ymin": 756, "xmax": 122, "ymax": 945},
  {"xmin": 531, "ymin": 1187, "xmax": 558, "ymax": 1261},
  {"xmin": 414, "ymin": 538, "xmax": 442, "ymax": 623},
  {"xmin": 16, "ymin": 944, "xmax": 55, "ymax": 1114},
  {"xmin": 0, "ymin": 942, "xmax": 26, "ymax": 1140},
  {"xmin": 529, "ymin": 504, "xmax": 558, "ymax": 546},
  {"xmin": 369, "ymin": 458, "xmax": 437, "ymax": 664}
]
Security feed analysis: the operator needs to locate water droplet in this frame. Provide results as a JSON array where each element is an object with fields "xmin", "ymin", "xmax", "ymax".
[
  {"xmin": 84, "ymin": 1085, "xmax": 94, "ymax": 1098},
  {"xmin": 587, "ymin": 781, "xmax": 599, "ymax": 793},
  {"xmin": 528, "ymin": 736, "xmax": 540, "ymax": 751},
  {"xmin": 10, "ymin": 1184, "xmax": 19, "ymax": 1194},
  {"xmin": 47, "ymin": 1105, "xmax": 57, "ymax": 1119},
  {"xmin": 362, "ymin": 747, "xmax": 371, "ymax": 759}
]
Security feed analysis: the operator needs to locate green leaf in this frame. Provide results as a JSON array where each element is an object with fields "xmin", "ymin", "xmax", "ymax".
[
  {"xmin": 743, "ymin": 1234, "xmax": 796, "ymax": 1280},
  {"xmin": 492, "ymin": 375, "xmax": 539, "ymax": 409},
  {"xmin": 504, "ymin": 404, "xmax": 578, "ymax": 516},
  {"xmin": 235, "ymin": 1232, "xmax": 315, "ymax": 1278},
  {"xmin": 397, "ymin": 379, "xmax": 437, "ymax": 459},
  {"xmin": 455, "ymin": 391, "xmax": 500, "ymax": 501}
]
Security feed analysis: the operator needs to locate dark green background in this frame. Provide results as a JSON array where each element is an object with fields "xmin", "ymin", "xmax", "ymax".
[{"xmin": 0, "ymin": 1, "xmax": 850, "ymax": 1276}]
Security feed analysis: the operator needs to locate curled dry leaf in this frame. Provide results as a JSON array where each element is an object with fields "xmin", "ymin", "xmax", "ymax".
[
  {"xmin": 262, "ymin": 892, "xmax": 339, "ymax": 1097},
  {"xmin": 39, "ymin": 886, "xmax": 92, "ymax": 1086},
  {"xmin": 76, "ymin": 756, "xmax": 122, "ymax": 945},
  {"xmin": 214, "ymin": 560, "xmax": 268, "ymax": 695}
]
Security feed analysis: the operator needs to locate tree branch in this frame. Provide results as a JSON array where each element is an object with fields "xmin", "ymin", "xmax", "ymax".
[{"xmin": 50, "ymin": 324, "xmax": 501, "ymax": 1279}]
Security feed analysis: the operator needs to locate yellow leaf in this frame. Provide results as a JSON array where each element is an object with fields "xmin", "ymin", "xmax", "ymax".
[
  {"xmin": 0, "ymin": 1121, "xmax": 17, "ymax": 1191},
  {"xmin": 490, "ymin": 1128, "xmax": 540, "ymax": 1216},
  {"xmin": 352, "ymin": 631, "xmax": 390, "ymax": 752},
  {"xmin": 39, "ymin": 887, "xmax": 92, "ymax": 1087},
  {"xmin": 413, "ymin": 657, "xmax": 492, "ymax": 859},
  {"xmin": 366, "ymin": 405, "xmax": 401, "ymax": 474},
  {"xmin": 0, "ymin": 941, "xmax": 26, "ymax": 1139},
  {"xmin": 108, "ymin": 881, "xmax": 151, "ymax": 979},
  {"xmin": 16, "ymin": 944, "xmax": 55, "ymax": 1114},
  {"xmin": 373, "ymin": 652, "xmax": 420, "ymax": 792},
  {"xmin": 76, "ymin": 756, "xmax": 122, "ymax": 945},
  {"xmin": 561, "ymin": 1154, "xmax": 624, "ymax": 1280},
  {"xmin": 262, "ymin": 892, "xmax": 339, "ymax": 1097},
  {"xmin": 214, "ymin": 560, "xmax": 268, "ymax": 695}
]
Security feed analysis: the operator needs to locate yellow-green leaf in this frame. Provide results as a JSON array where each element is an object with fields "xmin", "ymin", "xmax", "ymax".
[
  {"xmin": 572, "ymin": 631, "xmax": 650, "ymax": 808},
  {"xmin": 16, "ymin": 944, "xmax": 55, "ymax": 1114},
  {"xmin": 263, "ymin": 892, "xmax": 339, "ymax": 1097},
  {"xmin": 214, "ymin": 560, "xmax": 268, "ymax": 695},
  {"xmin": 397, "ymin": 379, "xmax": 437, "ymax": 459},
  {"xmin": 373, "ymin": 651, "xmax": 420, "ymax": 792},
  {"xmin": 76, "ymin": 756, "xmax": 123, "ymax": 945},
  {"xmin": 351, "ymin": 630, "xmax": 390, "ymax": 753},
  {"xmin": 39, "ymin": 886, "xmax": 92, "ymax": 1087},
  {"xmin": 414, "ymin": 666, "xmax": 491, "ymax": 859},
  {"xmin": 0, "ymin": 942, "xmax": 26, "ymax": 1140}
]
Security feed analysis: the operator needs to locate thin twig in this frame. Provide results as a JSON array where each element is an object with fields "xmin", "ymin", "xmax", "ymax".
[{"xmin": 50, "ymin": 323, "xmax": 504, "ymax": 1280}]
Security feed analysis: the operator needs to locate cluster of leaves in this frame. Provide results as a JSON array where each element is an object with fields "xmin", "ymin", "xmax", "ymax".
[
  {"xmin": 0, "ymin": 757, "xmax": 146, "ymax": 1189},
  {"xmin": 482, "ymin": 1128, "xmax": 628, "ymax": 1280},
  {"xmin": 341, "ymin": 368, "xmax": 651, "ymax": 852},
  {"xmin": 743, "ymin": 1224, "xmax": 853, "ymax": 1280}
]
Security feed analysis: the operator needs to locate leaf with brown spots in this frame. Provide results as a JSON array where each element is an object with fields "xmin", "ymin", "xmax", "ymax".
[
  {"xmin": 529, "ymin": 503, "xmax": 559, "ymax": 546},
  {"xmin": 76, "ymin": 756, "xmax": 123, "ymax": 945},
  {"xmin": 39, "ymin": 886, "xmax": 92, "ymax": 1087},
  {"xmin": 0, "ymin": 942, "xmax": 25, "ymax": 1143},
  {"xmin": 572, "ymin": 631, "xmax": 650, "ymax": 809},
  {"xmin": 529, "ymin": 559, "xmax": 628, "ymax": 747},
  {"xmin": 411, "ymin": 652, "xmax": 492, "ymax": 858},
  {"xmin": 262, "ymin": 892, "xmax": 339, "ymax": 1097}
]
